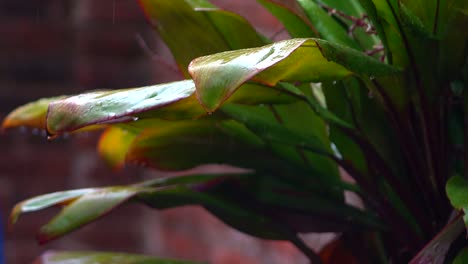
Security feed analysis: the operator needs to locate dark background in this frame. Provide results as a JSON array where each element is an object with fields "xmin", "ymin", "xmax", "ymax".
[{"xmin": 0, "ymin": 1, "xmax": 330, "ymax": 263}]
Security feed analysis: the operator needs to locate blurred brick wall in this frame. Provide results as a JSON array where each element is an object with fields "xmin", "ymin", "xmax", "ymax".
[{"xmin": 0, "ymin": 1, "xmax": 327, "ymax": 263}]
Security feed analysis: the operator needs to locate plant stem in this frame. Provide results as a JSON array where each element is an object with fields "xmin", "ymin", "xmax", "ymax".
[{"xmin": 289, "ymin": 234, "xmax": 323, "ymax": 264}]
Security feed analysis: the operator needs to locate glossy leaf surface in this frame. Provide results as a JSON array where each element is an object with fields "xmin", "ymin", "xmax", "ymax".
[
  {"xmin": 36, "ymin": 250, "xmax": 201, "ymax": 264},
  {"xmin": 189, "ymin": 38, "xmax": 400, "ymax": 111},
  {"xmin": 46, "ymin": 80, "xmax": 201, "ymax": 135}
]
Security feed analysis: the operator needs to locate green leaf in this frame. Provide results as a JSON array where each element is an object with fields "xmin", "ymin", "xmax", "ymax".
[
  {"xmin": 36, "ymin": 250, "xmax": 202, "ymax": 264},
  {"xmin": 453, "ymin": 248, "xmax": 468, "ymax": 264},
  {"xmin": 446, "ymin": 175, "xmax": 468, "ymax": 226},
  {"xmin": 189, "ymin": 38, "xmax": 400, "ymax": 112},
  {"xmin": 10, "ymin": 188, "xmax": 96, "ymax": 224},
  {"xmin": 125, "ymin": 119, "xmax": 293, "ymax": 172},
  {"xmin": 137, "ymin": 186, "xmax": 290, "ymax": 240},
  {"xmin": 37, "ymin": 187, "xmax": 140, "ymax": 243},
  {"xmin": 46, "ymin": 80, "xmax": 201, "ymax": 135},
  {"xmin": 256, "ymin": 0, "xmax": 319, "ymax": 38},
  {"xmin": 2, "ymin": 96, "xmax": 65, "ymax": 130},
  {"xmin": 296, "ymin": 0, "xmax": 360, "ymax": 49},
  {"xmin": 138, "ymin": 0, "xmax": 265, "ymax": 77}
]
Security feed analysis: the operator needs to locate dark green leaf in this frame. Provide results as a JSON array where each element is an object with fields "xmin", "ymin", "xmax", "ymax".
[
  {"xmin": 125, "ymin": 119, "xmax": 294, "ymax": 172},
  {"xmin": 453, "ymin": 248, "xmax": 468, "ymax": 264}
]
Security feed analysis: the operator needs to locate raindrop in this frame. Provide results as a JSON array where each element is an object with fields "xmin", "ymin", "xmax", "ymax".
[
  {"xmin": 47, "ymin": 134, "xmax": 58, "ymax": 141},
  {"xmin": 332, "ymin": 81, "xmax": 337, "ymax": 85},
  {"xmin": 132, "ymin": 117, "xmax": 139, "ymax": 121}
]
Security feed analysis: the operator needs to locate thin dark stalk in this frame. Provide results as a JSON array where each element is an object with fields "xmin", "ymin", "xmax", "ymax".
[
  {"xmin": 370, "ymin": 79, "xmax": 434, "ymax": 234},
  {"xmin": 289, "ymin": 234, "xmax": 323, "ymax": 264},
  {"xmin": 387, "ymin": 0, "xmax": 446, "ymax": 219}
]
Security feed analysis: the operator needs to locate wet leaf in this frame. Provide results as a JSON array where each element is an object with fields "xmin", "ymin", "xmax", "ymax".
[
  {"xmin": 2, "ymin": 96, "xmax": 65, "ymax": 130},
  {"xmin": 36, "ymin": 250, "xmax": 202, "ymax": 264},
  {"xmin": 46, "ymin": 80, "xmax": 201, "ymax": 135},
  {"xmin": 189, "ymin": 38, "xmax": 400, "ymax": 112}
]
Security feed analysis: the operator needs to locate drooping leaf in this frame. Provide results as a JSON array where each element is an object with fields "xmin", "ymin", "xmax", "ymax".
[
  {"xmin": 138, "ymin": 0, "xmax": 265, "ymax": 77},
  {"xmin": 10, "ymin": 188, "xmax": 96, "ymax": 224},
  {"xmin": 409, "ymin": 215, "xmax": 465, "ymax": 264},
  {"xmin": 36, "ymin": 187, "xmax": 141, "ymax": 243},
  {"xmin": 46, "ymin": 80, "xmax": 201, "ymax": 135},
  {"xmin": 189, "ymin": 38, "xmax": 400, "ymax": 112},
  {"xmin": 2, "ymin": 96, "xmax": 65, "ymax": 130},
  {"xmin": 36, "ymin": 250, "xmax": 202, "ymax": 264}
]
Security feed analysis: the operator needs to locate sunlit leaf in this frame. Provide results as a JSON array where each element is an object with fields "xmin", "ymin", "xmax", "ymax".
[
  {"xmin": 36, "ymin": 250, "xmax": 201, "ymax": 264},
  {"xmin": 189, "ymin": 38, "xmax": 400, "ymax": 111}
]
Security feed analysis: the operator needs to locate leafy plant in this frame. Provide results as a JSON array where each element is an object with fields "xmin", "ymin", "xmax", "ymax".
[{"xmin": 3, "ymin": 0, "xmax": 468, "ymax": 263}]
